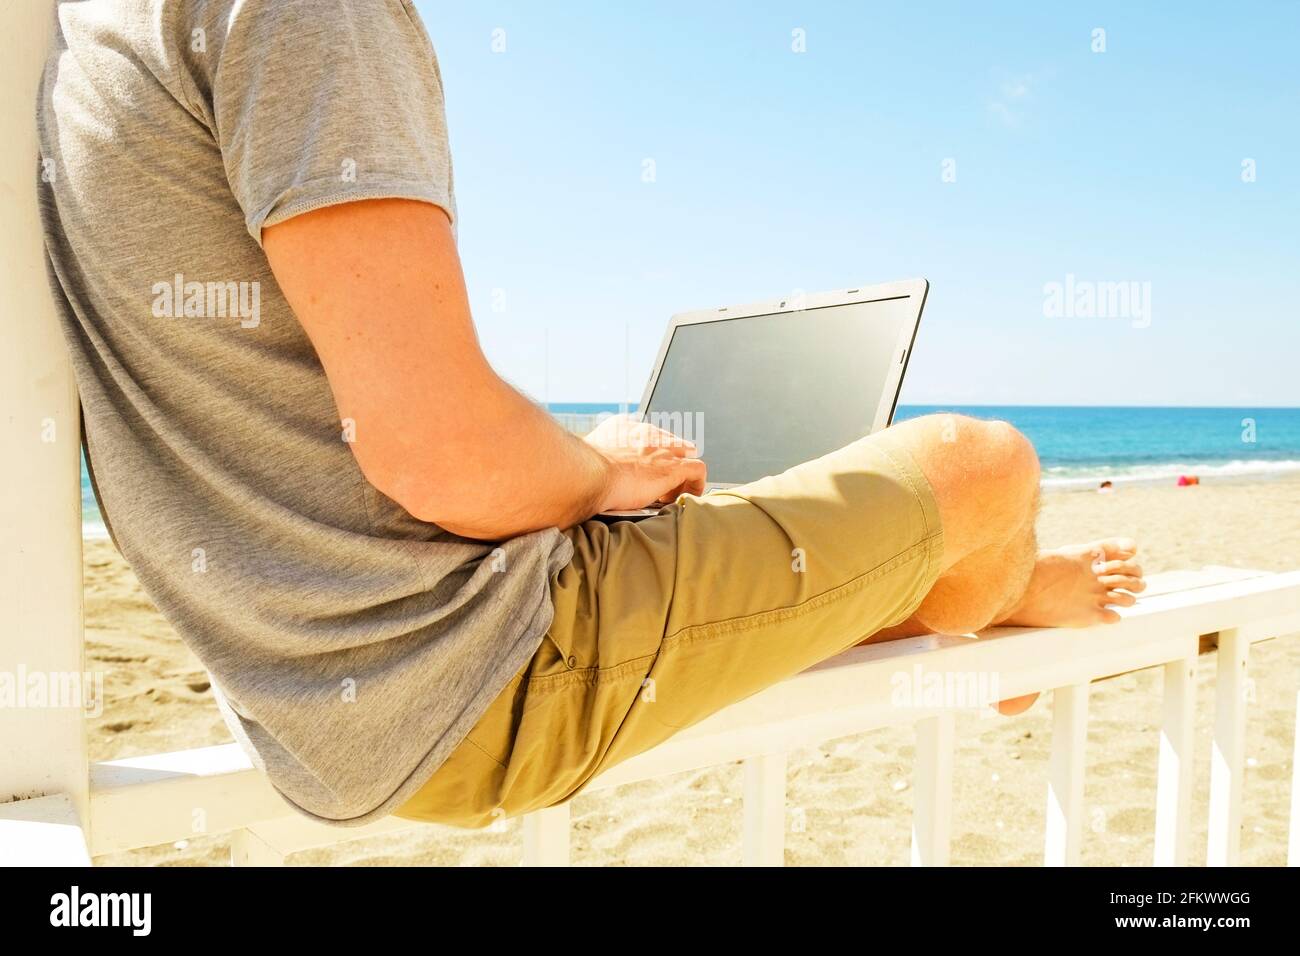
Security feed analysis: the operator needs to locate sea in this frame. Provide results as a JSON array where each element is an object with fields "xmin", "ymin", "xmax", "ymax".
[{"xmin": 80, "ymin": 404, "xmax": 1300, "ymax": 538}]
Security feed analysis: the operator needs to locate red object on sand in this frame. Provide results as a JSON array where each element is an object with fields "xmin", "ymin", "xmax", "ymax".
[{"xmin": 1177, "ymin": 475, "xmax": 1200, "ymax": 486}]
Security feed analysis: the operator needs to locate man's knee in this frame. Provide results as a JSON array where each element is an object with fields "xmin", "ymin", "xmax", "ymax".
[
  {"xmin": 889, "ymin": 414, "xmax": 1040, "ymax": 563},
  {"xmin": 964, "ymin": 417, "xmax": 1040, "ymax": 502}
]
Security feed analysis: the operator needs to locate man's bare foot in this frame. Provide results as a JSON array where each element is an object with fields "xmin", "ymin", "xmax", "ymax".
[
  {"xmin": 1002, "ymin": 538, "xmax": 1145, "ymax": 628},
  {"xmin": 995, "ymin": 538, "xmax": 1146, "ymax": 715}
]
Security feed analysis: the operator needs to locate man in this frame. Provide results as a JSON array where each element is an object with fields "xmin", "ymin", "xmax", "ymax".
[{"xmin": 38, "ymin": 0, "xmax": 1143, "ymax": 827}]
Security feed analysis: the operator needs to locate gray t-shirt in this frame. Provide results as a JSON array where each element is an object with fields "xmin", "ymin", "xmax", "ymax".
[{"xmin": 37, "ymin": 0, "xmax": 572, "ymax": 824}]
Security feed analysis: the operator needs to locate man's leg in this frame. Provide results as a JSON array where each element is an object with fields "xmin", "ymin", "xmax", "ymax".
[
  {"xmin": 860, "ymin": 415, "xmax": 1145, "ymax": 717},
  {"xmin": 395, "ymin": 414, "xmax": 1044, "ymax": 826},
  {"xmin": 881, "ymin": 414, "xmax": 1042, "ymax": 633}
]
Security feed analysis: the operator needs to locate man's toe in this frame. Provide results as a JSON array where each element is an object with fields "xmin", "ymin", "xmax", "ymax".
[
  {"xmin": 1100, "ymin": 571, "xmax": 1145, "ymax": 592},
  {"xmin": 1100, "ymin": 537, "xmax": 1138, "ymax": 559}
]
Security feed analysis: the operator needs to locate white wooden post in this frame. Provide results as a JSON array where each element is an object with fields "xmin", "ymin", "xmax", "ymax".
[
  {"xmin": 742, "ymin": 752, "xmax": 786, "ymax": 866},
  {"xmin": 0, "ymin": 0, "xmax": 91, "ymax": 865},
  {"xmin": 521, "ymin": 803, "xmax": 570, "ymax": 866},
  {"xmin": 1207, "ymin": 629, "xmax": 1248, "ymax": 866},
  {"xmin": 1154, "ymin": 656, "xmax": 1196, "ymax": 865},
  {"xmin": 910, "ymin": 712, "xmax": 954, "ymax": 866},
  {"xmin": 1044, "ymin": 683, "xmax": 1089, "ymax": 866}
]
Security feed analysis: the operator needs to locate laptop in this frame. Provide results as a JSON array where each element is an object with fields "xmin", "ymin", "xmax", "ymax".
[{"xmin": 597, "ymin": 278, "xmax": 929, "ymax": 519}]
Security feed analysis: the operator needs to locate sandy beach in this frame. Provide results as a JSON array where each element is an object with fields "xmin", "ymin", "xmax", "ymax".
[{"xmin": 89, "ymin": 474, "xmax": 1300, "ymax": 866}]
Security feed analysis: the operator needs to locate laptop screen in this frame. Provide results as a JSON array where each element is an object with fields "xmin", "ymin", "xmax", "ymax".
[{"xmin": 643, "ymin": 296, "xmax": 916, "ymax": 485}]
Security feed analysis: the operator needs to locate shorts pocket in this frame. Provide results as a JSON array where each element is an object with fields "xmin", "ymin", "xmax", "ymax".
[{"xmin": 534, "ymin": 630, "xmax": 579, "ymax": 676}]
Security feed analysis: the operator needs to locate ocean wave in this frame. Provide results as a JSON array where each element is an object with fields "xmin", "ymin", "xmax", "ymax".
[{"xmin": 1041, "ymin": 459, "xmax": 1300, "ymax": 490}]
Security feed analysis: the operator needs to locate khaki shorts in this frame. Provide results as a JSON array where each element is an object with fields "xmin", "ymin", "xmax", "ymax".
[{"xmin": 395, "ymin": 427, "xmax": 944, "ymax": 827}]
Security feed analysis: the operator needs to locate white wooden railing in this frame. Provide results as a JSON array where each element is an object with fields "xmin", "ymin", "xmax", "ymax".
[
  {"xmin": 3, "ymin": 2, "xmax": 1299, "ymax": 868},
  {"xmin": 5, "ymin": 565, "xmax": 1297, "ymax": 867}
]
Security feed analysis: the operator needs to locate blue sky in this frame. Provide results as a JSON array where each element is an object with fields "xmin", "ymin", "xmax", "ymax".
[{"xmin": 415, "ymin": 1, "xmax": 1299, "ymax": 406}]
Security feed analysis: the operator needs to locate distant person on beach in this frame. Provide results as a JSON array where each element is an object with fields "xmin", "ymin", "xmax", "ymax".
[
  {"xmin": 36, "ymin": 0, "xmax": 1146, "ymax": 826},
  {"xmin": 1099, "ymin": 480, "xmax": 1115, "ymax": 493}
]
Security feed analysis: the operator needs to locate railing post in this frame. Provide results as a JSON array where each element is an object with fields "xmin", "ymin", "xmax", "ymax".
[
  {"xmin": 1044, "ymin": 682, "xmax": 1090, "ymax": 866},
  {"xmin": 0, "ymin": 0, "xmax": 91, "ymax": 865},
  {"xmin": 1208, "ymin": 629, "xmax": 1248, "ymax": 866},
  {"xmin": 1154, "ymin": 656, "xmax": 1197, "ymax": 865},
  {"xmin": 522, "ymin": 803, "xmax": 570, "ymax": 866},
  {"xmin": 911, "ymin": 712, "xmax": 954, "ymax": 866},
  {"xmin": 742, "ymin": 752, "xmax": 787, "ymax": 866}
]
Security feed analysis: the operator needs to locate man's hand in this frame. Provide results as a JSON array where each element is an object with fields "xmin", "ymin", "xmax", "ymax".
[{"xmin": 584, "ymin": 415, "xmax": 707, "ymax": 510}]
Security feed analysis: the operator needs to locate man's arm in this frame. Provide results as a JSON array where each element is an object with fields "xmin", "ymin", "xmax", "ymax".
[{"xmin": 262, "ymin": 198, "xmax": 704, "ymax": 540}]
